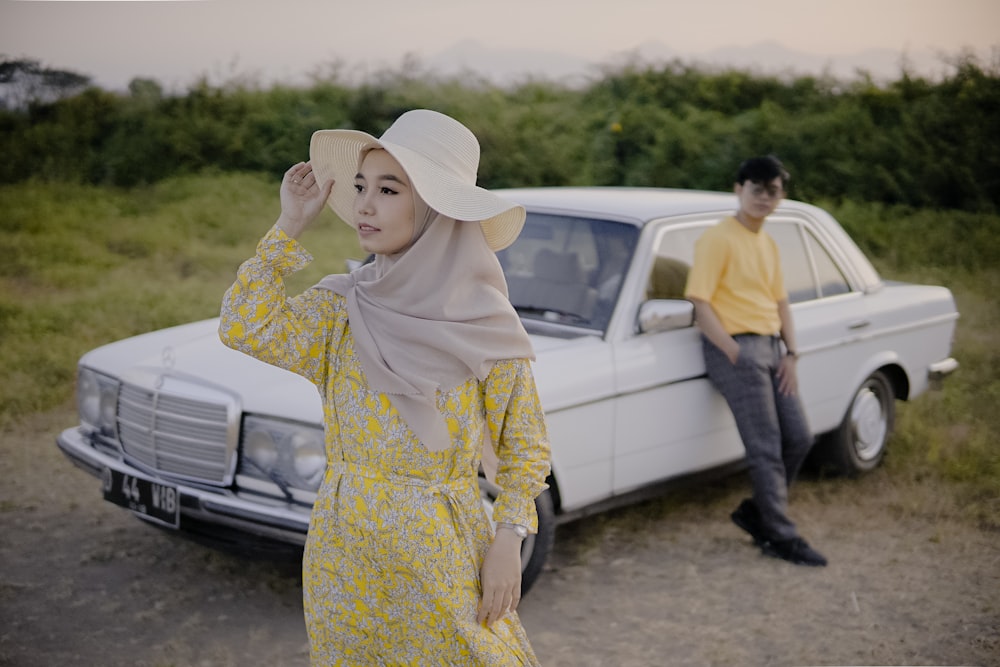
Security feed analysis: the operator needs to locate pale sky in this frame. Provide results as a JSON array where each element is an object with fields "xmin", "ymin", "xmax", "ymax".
[{"xmin": 2, "ymin": 0, "xmax": 997, "ymax": 90}]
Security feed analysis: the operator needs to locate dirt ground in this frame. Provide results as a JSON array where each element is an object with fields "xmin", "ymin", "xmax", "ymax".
[{"xmin": 1, "ymin": 405, "xmax": 998, "ymax": 667}]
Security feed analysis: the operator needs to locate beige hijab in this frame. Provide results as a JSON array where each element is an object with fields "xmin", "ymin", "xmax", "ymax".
[{"xmin": 315, "ymin": 192, "xmax": 534, "ymax": 453}]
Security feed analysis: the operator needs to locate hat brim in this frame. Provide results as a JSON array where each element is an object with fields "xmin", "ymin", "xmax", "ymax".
[{"xmin": 309, "ymin": 129, "xmax": 525, "ymax": 251}]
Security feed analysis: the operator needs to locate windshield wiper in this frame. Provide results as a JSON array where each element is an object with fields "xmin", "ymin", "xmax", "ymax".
[
  {"xmin": 513, "ymin": 305, "xmax": 589, "ymax": 324},
  {"xmin": 243, "ymin": 456, "xmax": 294, "ymax": 502}
]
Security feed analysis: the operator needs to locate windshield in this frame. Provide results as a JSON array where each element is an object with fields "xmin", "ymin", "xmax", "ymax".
[{"xmin": 498, "ymin": 213, "xmax": 639, "ymax": 335}]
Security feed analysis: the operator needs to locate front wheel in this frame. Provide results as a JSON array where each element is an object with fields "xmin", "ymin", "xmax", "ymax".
[
  {"xmin": 478, "ymin": 478, "xmax": 555, "ymax": 596},
  {"xmin": 813, "ymin": 370, "xmax": 896, "ymax": 476}
]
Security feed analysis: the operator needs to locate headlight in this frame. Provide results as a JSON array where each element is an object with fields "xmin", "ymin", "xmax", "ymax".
[
  {"xmin": 239, "ymin": 416, "xmax": 326, "ymax": 493},
  {"xmin": 243, "ymin": 429, "xmax": 280, "ymax": 469},
  {"xmin": 291, "ymin": 432, "xmax": 326, "ymax": 488},
  {"xmin": 77, "ymin": 367, "xmax": 119, "ymax": 438}
]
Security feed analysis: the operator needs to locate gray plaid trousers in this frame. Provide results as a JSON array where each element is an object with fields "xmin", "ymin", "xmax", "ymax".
[{"xmin": 702, "ymin": 334, "xmax": 814, "ymax": 541}]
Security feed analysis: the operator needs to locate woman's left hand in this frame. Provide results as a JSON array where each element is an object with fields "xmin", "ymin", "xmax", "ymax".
[{"xmin": 477, "ymin": 529, "xmax": 523, "ymax": 627}]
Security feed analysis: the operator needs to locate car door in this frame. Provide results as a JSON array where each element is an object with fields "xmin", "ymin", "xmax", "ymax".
[
  {"xmin": 765, "ymin": 214, "xmax": 872, "ymax": 435},
  {"xmin": 610, "ymin": 220, "xmax": 745, "ymax": 495}
]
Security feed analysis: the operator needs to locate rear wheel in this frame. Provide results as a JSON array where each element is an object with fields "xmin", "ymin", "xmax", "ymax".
[
  {"xmin": 478, "ymin": 478, "xmax": 555, "ymax": 596},
  {"xmin": 813, "ymin": 370, "xmax": 895, "ymax": 476}
]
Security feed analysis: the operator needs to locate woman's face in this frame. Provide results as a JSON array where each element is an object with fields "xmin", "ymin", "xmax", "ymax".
[{"xmin": 353, "ymin": 149, "xmax": 416, "ymax": 255}]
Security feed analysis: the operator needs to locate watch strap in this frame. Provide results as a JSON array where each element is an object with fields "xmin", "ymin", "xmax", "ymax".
[{"xmin": 496, "ymin": 522, "xmax": 528, "ymax": 539}]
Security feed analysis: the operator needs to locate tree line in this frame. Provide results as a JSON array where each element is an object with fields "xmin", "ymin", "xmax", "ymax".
[{"xmin": 1, "ymin": 52, "xmax": 997, "ymax": 212}]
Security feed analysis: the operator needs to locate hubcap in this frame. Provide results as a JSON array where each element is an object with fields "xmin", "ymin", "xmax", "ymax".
[{"xmin": 851, "ymin": 386, "xmax": 887, "ymax": 461}]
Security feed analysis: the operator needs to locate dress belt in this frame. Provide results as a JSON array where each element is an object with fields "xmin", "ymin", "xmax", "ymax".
[{"xmin": 328, "ymin": 460, "xmax": 482, "ymax": 575}]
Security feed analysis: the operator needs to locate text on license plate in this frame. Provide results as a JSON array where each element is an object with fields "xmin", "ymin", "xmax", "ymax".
[{"xmin": 102, "ymin": 468, "xmax": 180, "ymax": 528}]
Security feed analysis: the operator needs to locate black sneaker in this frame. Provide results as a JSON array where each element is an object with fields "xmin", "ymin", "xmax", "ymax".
[
  {"xmin": 760, "ymin": 537, "xmax": 828, "ymax": 567},
  {"xmin": 730, "ymin": 498, "xmax": 766, "ymax": 545}
]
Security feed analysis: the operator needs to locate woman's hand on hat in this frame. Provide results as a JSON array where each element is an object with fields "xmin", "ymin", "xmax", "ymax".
[{"xmin": 276, "ymin": 162, "xmax": 335, "ymax": 239}]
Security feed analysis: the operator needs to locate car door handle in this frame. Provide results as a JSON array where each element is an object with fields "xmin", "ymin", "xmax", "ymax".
[{"xmin": 847, "ymin": 319, "xmax": 871, "ymax": 330}]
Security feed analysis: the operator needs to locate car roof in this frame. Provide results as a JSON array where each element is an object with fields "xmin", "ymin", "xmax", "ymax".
[
  {"xmin": 493, "ymin": 187, "xmax": 739, "ymax": 225},
  {"xmin": 494, "ymin": 186, "xmax": 822, "ymax": 227}
]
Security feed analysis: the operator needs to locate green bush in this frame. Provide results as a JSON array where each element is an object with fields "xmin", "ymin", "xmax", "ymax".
[{"xmin": 2, "ymin": 53, "xmax": 997, "ymax": 212}]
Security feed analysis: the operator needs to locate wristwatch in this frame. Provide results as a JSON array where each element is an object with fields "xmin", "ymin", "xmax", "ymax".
[{"xmin": 497, "ymin": 522, "xmax": 528, "ymax": 540}]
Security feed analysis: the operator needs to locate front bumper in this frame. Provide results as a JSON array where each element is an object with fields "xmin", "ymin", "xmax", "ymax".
[{"xmin": 56, "ymin": 426, "xmax": 311, "ymax": 546}]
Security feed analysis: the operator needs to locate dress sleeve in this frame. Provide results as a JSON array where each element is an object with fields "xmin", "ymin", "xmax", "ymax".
[
  {"xmin": 218, "ymin": 224, "xmax": 345, "ymax": 388},
  {"xmin": 483, "ymin": 358, "xmax": 552, "ymax": 532}
]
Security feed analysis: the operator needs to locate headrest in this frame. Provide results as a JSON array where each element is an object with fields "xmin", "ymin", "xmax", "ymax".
[{"xmin": 535, "ymin": 249, "xmax": 582, "ymax": 283}]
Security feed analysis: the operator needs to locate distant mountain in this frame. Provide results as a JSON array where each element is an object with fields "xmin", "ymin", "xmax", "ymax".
[
  {"xmin": 677, "ymin": 40, "xmax": 951, "ymax": 80},
  {"xmin": 426, "ymin": 40, "xmax": 594, "ymax": 85},
  {"xmin": 425, "ymin": 39, "xmax": 958, "ymax": 85}
]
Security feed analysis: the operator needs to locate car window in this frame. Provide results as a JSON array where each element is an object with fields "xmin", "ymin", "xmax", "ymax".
[
  {"xmin": 769, "ymin": 223, "xmax": 814, "ymax": 303},
  {"xmin": 769, "ymin": 221, "xmax": 851, "ymax": 303},
  {"xmin": 804, "ymin": 231, "xmax": 852, "ymax": 298},
  {"xmin": 648, "ymin": 225, "xmax": 708, "ymax": 300},
  {"xmin": 498, "ymin": 213, "xmax": 639, "ymax": 333},
  {"xmin": 651, "ymin": 220, "xmax": 852, "ymax": 306}
]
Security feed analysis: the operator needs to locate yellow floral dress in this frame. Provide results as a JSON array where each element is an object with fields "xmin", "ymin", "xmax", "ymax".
[{"xmin": 219, "ymin": 226, "xmax": 551, "ymax": 666}]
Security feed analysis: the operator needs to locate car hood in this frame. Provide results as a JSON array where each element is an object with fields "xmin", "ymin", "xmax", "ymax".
[
  {"xmin": 79, "ymin": 318, "xmax": 600, "ymax": 424},
  {"xmin": 79, "ymin": 318, "xmax": 324, "ymax": 423}
]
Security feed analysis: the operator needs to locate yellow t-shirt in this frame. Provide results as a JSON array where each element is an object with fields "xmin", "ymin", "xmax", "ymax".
[{"xmin": 684, "ymin": 216, "xmax": 787, "ymax": 336}]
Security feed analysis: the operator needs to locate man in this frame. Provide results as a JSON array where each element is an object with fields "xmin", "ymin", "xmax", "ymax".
[{"xmin": 684, "ymin": 156, "xmax": 827, "ymax": 567}]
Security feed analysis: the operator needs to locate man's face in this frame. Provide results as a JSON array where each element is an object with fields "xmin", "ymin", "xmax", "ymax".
[{"xmin": 735, "ymin": 176, "xmax": 785, "ymax": 221}]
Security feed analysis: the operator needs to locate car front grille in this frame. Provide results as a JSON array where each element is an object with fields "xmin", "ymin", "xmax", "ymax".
[{"xmin": 117, "ymin": 379, "xmax": 235, "ymax": 484}]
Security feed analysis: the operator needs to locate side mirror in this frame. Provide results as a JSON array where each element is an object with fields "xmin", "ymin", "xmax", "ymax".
[{"xmin": 637, "ymin": 299, "xmax": 695, "ymax": 334}]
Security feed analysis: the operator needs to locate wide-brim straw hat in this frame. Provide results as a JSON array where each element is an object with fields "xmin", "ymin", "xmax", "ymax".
[{"xmin": 309, "ymin": 109, "xmax": 526, "ymax": 251}]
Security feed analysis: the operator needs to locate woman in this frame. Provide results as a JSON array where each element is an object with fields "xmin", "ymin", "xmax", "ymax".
[{"xmin": 219, "ymin": 109, "xmax": 550, "ymax": 666}]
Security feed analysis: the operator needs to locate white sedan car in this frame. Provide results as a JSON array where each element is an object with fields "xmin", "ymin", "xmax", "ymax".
[{"xmin": 57, "ymin": 187, "xmax": 959, "ymax": 592}]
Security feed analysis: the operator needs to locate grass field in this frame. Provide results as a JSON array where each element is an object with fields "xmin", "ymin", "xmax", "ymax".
[{"xmin": 2, "ymin": 174, "xmax": 997, "ymax": 527}]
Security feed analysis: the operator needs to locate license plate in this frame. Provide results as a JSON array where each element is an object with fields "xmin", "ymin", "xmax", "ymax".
[{"xmin": 102, "ymin": 467, "xmax": 180, "ymax": 528}]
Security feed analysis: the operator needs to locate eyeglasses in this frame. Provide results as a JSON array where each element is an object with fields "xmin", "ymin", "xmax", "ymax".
[{"xmin": 747, "ymin": 183, "xmax": 784, "ymax": 199}]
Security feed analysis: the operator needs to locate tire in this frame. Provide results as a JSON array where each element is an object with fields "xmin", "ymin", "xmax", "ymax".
[
  {"xmin": 478, "ymin": 477, "xmax": 556, "ymax": 596},
  {"xmin": 814, "ymin": 370, "xmax": 896, "ymax": 476}
]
